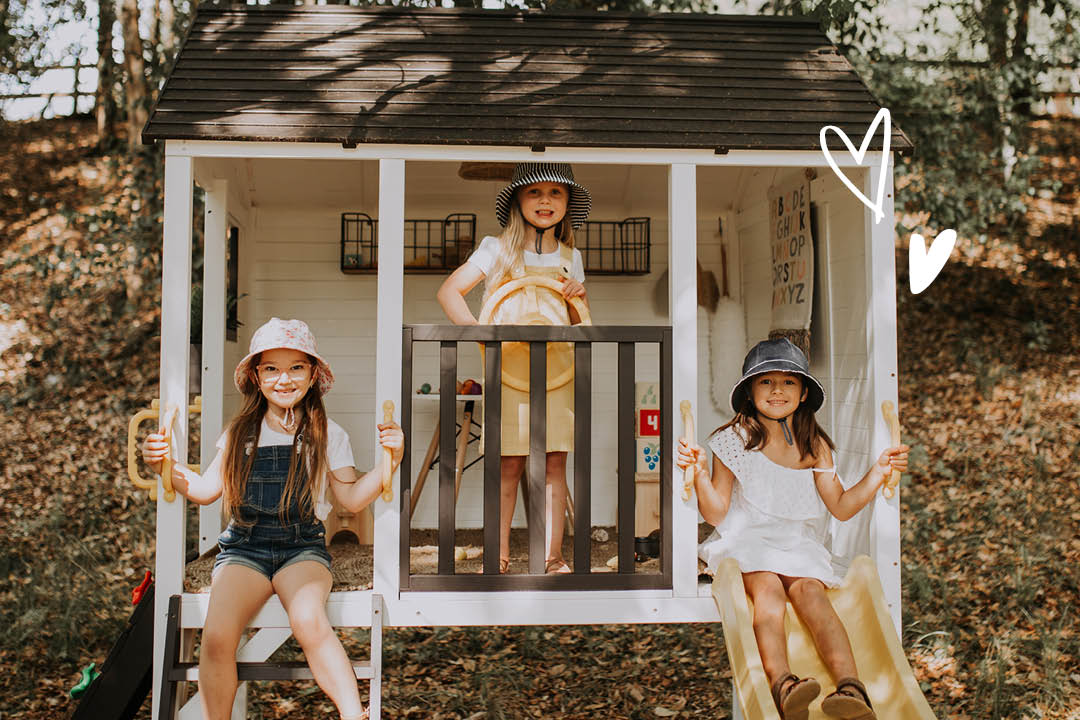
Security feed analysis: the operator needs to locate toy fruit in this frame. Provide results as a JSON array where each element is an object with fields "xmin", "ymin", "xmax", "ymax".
[
  {"xmin": 461, "ymin": 379, "xmax": 475, "ymax": 395},
  {"xmin": 468, "ymin": 382, "xmax": 482, "ymax": 395},
  {"xmin": 420, "ymin": 382, "xmax": 431, "ymax": 394}
]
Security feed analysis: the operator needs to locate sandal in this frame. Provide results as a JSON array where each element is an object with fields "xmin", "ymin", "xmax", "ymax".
[
  {"xmin": 821, "ymin": 677, "xmax": 875, "ymax": 720},
  {"xmin": 545, "ymin": 559, "xmax": 571, "ymax": 574},
  {"xmin": 499, "ymin": 558, "xmax": 510, "ymax": 574},
  {"xmin": 770, "ymin": 672, "xmax": 820, "ymax": 720}
]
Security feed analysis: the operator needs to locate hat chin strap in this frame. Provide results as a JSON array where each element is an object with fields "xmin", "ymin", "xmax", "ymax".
[
  {"xmin": 524, "ymin": 219, "xmax": 561, "ymax": 254},
  {"xmin": 778, "ymin": 416, "xmax": 795, "ymax": 446}
]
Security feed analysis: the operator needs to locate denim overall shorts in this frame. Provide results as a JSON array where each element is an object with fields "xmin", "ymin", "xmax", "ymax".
[{"xmin": 213, "ymin": 442, "xmax": 332, "ymax": 580}]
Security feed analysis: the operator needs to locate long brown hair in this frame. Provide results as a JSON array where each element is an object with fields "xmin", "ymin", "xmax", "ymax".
[
  {"xmin": 718, "ymin": 379, "xmax": 835, "ymax": 462},
  {"xmin": 222, "ymin": 353, "xmax": 329, "ymax": 526},
  {"xmin": 484, "ymin": 194, "xmax": 575, "ymax": 302}
]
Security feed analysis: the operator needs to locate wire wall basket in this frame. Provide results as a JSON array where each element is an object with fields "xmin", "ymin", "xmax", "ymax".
[
  {"xmin": 341, "ymin": 213, "xmax": 477, "ymax": 274},
  {"xmin": 577, "ymin": 217, "xmax": 651, "ymax": 275}
]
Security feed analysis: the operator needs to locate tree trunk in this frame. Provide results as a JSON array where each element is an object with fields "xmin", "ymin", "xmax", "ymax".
[
  {"xmin": 120, "ymin": 0, "xmax": 149, "ymax": 150},
  {"xmin": 160, "ymin": 0, "xmax": 177, "ymax": 56},
  {"xmin": 151, "ymin": 0, "xmax": 161, "ymax": 56},
  {"xmin": 95, "ymin": 0, "xmax": 116, "ymax": 147},
  {"xmin": 1011, "ymin": 0, "xmax": 1034, "ymax": 117}
]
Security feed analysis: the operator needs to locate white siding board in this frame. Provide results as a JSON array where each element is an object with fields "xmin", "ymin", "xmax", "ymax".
[{"xmin": 256, "ymin": 243, "xmax": 340, "ymax": 263}]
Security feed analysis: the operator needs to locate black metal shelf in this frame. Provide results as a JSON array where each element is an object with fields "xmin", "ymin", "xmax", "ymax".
[
  {"xmin": 341, "ymin": 212, "xmax": 477, "ymax": 274},
  {"xmin": 342, "ymin": 213, "xmax": 649, "ymax": 276},
  {"xmin": 577, "ymin": 217, "xmax": 651, "ymax": 275}
]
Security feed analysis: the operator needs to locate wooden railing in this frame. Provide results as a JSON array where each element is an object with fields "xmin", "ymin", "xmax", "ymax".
[{"xmin": 400, "ymin": 324, "xmax": 672, "ymax": 592}]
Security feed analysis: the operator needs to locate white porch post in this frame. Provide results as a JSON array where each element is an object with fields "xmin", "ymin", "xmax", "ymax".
[
  {"xmin": 864, "ymin": 159, "xmax": 902, "ymax": 634},
  {"xmin": 154, "ymin": 152, "xmax": 194, "ymax": 720},
  {"xmin": 373, "ymin": 158, "xmax": 405, "ymax": 603},
  {"xmin": 200, "ymin": 178, "xmax": 228, "ymax": 554},
  {"xmin": 668, "ymin": 163, "xmax": 699, "ymax": 598}
]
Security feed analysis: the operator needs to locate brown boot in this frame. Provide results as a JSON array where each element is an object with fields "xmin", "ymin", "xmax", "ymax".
[
  {"xmin": 821, "ymin": 677, "xmax": 875, "ymax": 720},
  {"xmin": 770, "ymin": 673, "xmax": 821, "ymax": 720}
]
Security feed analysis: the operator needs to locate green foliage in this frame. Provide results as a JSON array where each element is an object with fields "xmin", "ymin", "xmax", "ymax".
[
  {"xmin": 755, "ymin": 0, "xmax": 1080, "ymax": 239},
  {"xmin": 0, "ymin": 143, "xmax": 164, "ymax": 406}
]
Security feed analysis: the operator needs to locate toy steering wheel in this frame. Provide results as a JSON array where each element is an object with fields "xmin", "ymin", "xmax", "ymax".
[{"xmin": 477, "ymin": 275, "xmax": 591, "ymax": 393}]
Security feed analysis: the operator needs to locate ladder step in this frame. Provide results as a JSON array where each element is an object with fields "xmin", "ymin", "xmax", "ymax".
[{"xmin": 169, "ymin": 660, "xmax": 374, "ymax": 682}]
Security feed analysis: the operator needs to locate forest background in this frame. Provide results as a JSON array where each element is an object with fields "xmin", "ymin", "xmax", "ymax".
[{"xmin": 1, "ymin": 0, "xmax": 1078, "ymax": 718}]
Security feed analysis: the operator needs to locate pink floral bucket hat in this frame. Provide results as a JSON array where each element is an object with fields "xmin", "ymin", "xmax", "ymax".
[{"xmin": 234, "ymin": 318, "xmax": 335, "ymax": 395}]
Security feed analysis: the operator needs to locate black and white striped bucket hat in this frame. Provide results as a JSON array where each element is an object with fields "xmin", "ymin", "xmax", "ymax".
[{"xmin": 495, "ymin": 162, "xmax": 592, "ymax": 229}]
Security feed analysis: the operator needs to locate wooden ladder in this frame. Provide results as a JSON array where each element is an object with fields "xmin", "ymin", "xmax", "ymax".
[{"xmin": 159, "ymin": 594, "xmax": 384, "ymax": 719}]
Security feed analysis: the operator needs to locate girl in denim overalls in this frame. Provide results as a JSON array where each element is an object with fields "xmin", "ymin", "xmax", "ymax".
[
  {"xmin": 144, "ymin": 318, "xmax": 403, "ymax": 720},
  {"xmin": 437, "ymin": 163, "xmax": 591, "ymax": 574}
]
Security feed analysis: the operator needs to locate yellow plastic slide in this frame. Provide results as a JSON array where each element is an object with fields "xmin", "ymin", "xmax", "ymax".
[{"xmin": 711, "ymin": 555, "xmax": 937, "ymax": 719}]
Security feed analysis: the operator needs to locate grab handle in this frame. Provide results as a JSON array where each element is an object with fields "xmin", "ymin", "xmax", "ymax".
[
  {"xmin": 127, "ymin": 400, "xmax": 163, "ymax": 500},
  {"xmin": 680, "ymin": 401, "xmax": 695, "ymax": 501},
  {"xmin": 126, "ymin": 396, "xmax": 202, "ymax": 502},
  {"xmin": 381, "ymin": 400, "xmax": 395, "ymax": 503},
  {"xmin": 880, "ymin": 400, "xmax": 902, "ymax": 499}
]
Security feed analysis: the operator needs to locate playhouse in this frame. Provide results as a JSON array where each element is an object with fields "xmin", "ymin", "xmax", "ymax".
[{"xmin": 136, "ymin": 5, "xmax": 924, "ymax": 718}]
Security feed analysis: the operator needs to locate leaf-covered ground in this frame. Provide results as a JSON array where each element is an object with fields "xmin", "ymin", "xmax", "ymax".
[{"xmin": 1, "ymin": 117, "xmax": 1077, "ymax": 719}]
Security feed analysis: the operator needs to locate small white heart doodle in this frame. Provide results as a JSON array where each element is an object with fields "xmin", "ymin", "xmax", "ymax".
[
  {"xmin": 819, "ymin": 107, "xmax": 892, "ymax": 224},
  {"xmin": 908, "ymin": 229, "xmax": 957, "ymax": 294}
]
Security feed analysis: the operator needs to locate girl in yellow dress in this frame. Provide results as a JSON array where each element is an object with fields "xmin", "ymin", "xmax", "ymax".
[{"xmin": 437, "ymin": 162, "xmax": 591, "ymax": 574}]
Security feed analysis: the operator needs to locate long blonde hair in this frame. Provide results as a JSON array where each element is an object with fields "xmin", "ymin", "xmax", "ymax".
[
  {"xmin": 222, "ymin": 354, "xmax": 329, "ymax": 526},
  {"xmin": 483, "ymin": 194, "xmax": 576, "ymax": 301}
]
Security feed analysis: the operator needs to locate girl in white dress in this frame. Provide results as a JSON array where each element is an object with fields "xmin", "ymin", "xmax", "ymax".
[{"xmin": 677, "ymin": 339, "xmax": 908, "ymax": 720}]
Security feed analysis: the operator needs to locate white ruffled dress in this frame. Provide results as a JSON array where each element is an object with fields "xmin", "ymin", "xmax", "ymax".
[{"xmin": 697, "ymin": 426, "xmax": 843, "ymax": 587}]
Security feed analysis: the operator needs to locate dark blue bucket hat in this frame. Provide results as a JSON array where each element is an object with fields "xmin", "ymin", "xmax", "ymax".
[{"xmin": 729, "ymin": 338, "xmax": 825, "ymax": 415}]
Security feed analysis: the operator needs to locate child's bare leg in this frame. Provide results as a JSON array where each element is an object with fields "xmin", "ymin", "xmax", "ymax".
[
  {"xmin": 782, "ymin": 575, "xmax": 859, "ymax": 680},
  {"xmin": 743, "ymin": 571, "xmax": 792, "ymax": 684},
  {"xmin": 274, "ymin": 561, "xmax": 364, "ymax": 717},
  {"xmin": 201, "ymin": 565, "xmax": 274, "ymax": 720},
  {"xmin": 500, "ymin": 455, "xmax": 526, "ymax": 566},
  {"xmin": 545, "ymin": 451, "xmax": 569, "ymax": 567}
]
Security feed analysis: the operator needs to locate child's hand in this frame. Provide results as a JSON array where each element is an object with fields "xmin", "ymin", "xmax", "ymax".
[
  {"xmin": 873, "ymin": 444, "xmax": 910, "ymax": 479},
  {"xmin": 559, "ymin": 276, "xmax": 586, "ymax": 300},
  {"xmin": 378, "ymin": 421, "xmax": 405, "ymax": 469},
  {"xmin": 676, "ymin": 438, "xmax": 708, "ymax": 478},
  {"xmin": 141, "ymin": 431, "xmax": 170, "ymax": 474}
]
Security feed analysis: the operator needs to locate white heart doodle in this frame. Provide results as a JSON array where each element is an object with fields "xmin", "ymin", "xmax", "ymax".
[
  {"xmin": 819, "ymin": 107, "xmax": 892, "ymax": 224},
  {"xmin": 909, "ymin": 229, "xmax": 957, "ymax": 294}
]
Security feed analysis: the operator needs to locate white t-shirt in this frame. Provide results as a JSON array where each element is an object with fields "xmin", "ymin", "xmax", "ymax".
[
  {"xmin": 467, "ymin": 235, "xmax": 586, "ymax": 283},
  {"xmin": 206, "ymin": 417, "xmax": 355, "ymax": 521}
]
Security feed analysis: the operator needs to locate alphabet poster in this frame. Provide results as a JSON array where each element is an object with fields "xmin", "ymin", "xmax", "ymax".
[{"xmin": 768, "ymin": 177, "xmax": 814, "ymax": 331}]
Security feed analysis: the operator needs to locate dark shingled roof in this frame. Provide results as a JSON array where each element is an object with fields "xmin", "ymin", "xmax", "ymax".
[{"xmin": 143, "ymin": 5, "xmax": 912, "ymax": 151}]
